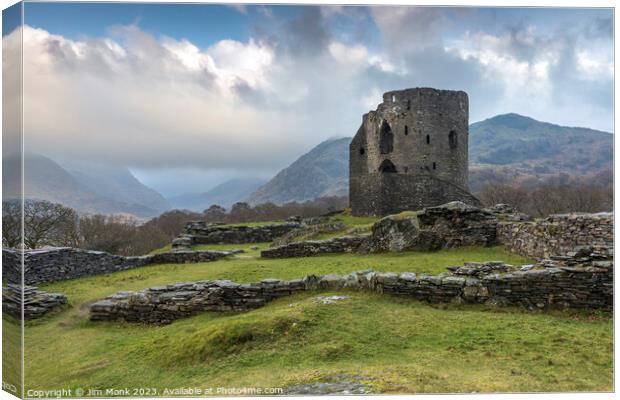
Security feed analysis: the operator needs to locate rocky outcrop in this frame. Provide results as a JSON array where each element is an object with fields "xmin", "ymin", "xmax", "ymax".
[
  {"xmin": 3, "ymin": 285, "xmax": 68, "ymax": 319},
  {"xmin": 89, "ymin": 247, "xmax": 612, "ymax": 324},
  {"xmin": 497, "ymin": 212, "xmax": 613, "ymax": 259},
  {"xmin": 416, "ymin": 201, "xmax": 499, "ymax": 246},
  {"xmin": 2, "ymin": 248, "xmax": 238, "ymax": 285},
  {"xmin": 171, "ymin": 221, "xmax": 300, "ymax": 251},
  {"xmin": 261, "ymin": 236, "xmax": 365, "ymax": 258},
  {"xmin": 359, "ymin": 214, "xmax": 427, "ymax": 252},
  {"xmin": 361, "ymin": 201, "xmax": 499, "ymax": 252}
]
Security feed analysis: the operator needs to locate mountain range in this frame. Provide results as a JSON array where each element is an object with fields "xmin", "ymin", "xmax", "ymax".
[
  {"xmin": 4, "ymin": 113, "xmax": 612, "ymax": 217},
  {"xmin": 245, "ymin": 113, "xmax": 613, "ymax": 203},
  {"xmin": 2, "ymin": 153, "xmax": 170, "ymax": 218}
]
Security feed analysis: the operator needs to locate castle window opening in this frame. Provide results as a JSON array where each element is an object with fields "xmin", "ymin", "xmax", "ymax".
[
  {"xmin": 406, "ymin": 100, "xmax": 411, "ymax": 110},
  {"xmin": 379, "ymin": 120, "xmax": 394, "ymax": 154},
  {"xmin": 449, "ymin": 130, "xmax": 458, "ymax": 149},
  {"xmin": 360, "ymin": 147, "xmax": 365, "ymax": 155},
  {"xmin": 379, "ymin": 159, "xmax": 397, "ymax": 173},
  {"xmin": 404, "ymin": 126, "xmax": 408, "ymax": 135},
  {"xmin": 426, "ymin": 134, "xmax": 430, "ymax": 144},
  {"xmin": 433, "ymin": 162, "xmax": 437, "ymax": 170}
]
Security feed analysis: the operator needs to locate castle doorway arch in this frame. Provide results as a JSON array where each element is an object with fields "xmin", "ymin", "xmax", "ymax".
[{"xmin": 379, "ymin": 159, "xmax": 397, "ymax": 173}]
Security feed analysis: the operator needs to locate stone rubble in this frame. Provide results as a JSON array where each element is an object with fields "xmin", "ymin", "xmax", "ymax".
[
  {"xmin": 2, "ymin": 285, "xmax": 68, "ymax": 319},
  {"xmin": 89, "ymin": 246, "xmax": 612, "ymax": 325},
  {"xmin": 282, "ymin": 375, "xmax": 375, "ymax": 395},
  {"xmin": 315, "ymin": 295, "xmax": 349, "ymax": 305},
  {"xmin": 261, "ymin": 236, "xmax": 365, "ymax": 258},
  {"xmin": 171, "ymin": 221, "xmax": 300, "ymax": 251}
]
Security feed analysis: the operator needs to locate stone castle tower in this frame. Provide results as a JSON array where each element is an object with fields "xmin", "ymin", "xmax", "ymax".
[{"xmin": 349, "ymin": 87, "xmax": 480, "ymax": 216}]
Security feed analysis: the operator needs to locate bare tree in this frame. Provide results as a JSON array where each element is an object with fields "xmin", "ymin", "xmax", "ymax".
[
  {"xmin": 2, "ymin": 200, "xmax": 22, "ymax": 248},
  {"xmin": 78, "ymin": 214, "xmax": 137, "ymax": 255},
  {"xmin": 19, "ymin": 200, "xmax": 79, "ymax": 249},
  {"xmin": 203, "ymin": 205, "xmax": 227, "ymax": 223},
  {"xmin": 478, "ymin": 177, "xmax": 612, "ymax": 218},
  {"xmin": 143, "ymin": 209, "xmax": 202, "ymax": 239}
]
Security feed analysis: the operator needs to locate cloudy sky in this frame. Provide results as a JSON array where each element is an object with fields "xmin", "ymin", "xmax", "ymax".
[{"xmin": 2, "ymin": 3, "xmax": 613, "ymax": 196}]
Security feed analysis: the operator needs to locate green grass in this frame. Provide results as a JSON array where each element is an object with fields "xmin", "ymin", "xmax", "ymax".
[
  {"xmin": 332, "ymin": 213, "xmax": 379, "ymax": 229},
  {"xmin": 37, "ymin": 246, "xmax": 527, "ymax": 306},
  {"xmin": 2, "ymin": 315, "xmax": 22, "ymax": 397},
  {"xmin": 14, "ymin": 246, "xmax": 613, "ymax": 394}
]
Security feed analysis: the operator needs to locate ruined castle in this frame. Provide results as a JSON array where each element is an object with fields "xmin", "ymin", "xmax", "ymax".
[{"xmin": 349, "ymin": 87, "xmax": 480, "ymax": 216}]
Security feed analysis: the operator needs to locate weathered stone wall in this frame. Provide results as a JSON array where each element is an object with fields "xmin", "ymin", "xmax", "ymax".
[
  {"xmin": 261, "ymin": 236, "xmax": 365, "ymax": 258},
  {"xmin": 172, "ymin": 221, "xmax": 300, "ymax": 250},
  {"xmin": 2, "ymin": 249, "xmax": 21, "ymax": 283},
  {"xmin": 350, "ymin": 87, "xmax": 479, "ymax": 216},
  {"xmin": 91, "ymin": 278, "xmax": 307, "ymax": 324},
  {"xmin": 2, "ymin": 248, "xmax": 237, "ymax": 285},
  {"xmin": 90, "ymin": 248, "xmax": 612, "ymax": 324},
  {"xmin": 497, "ymin": 213, "xmax": 613, "ymax": 259},
  {"xmin": 2, "ymin": 285, "xmax": 68, "ymax": 319}
]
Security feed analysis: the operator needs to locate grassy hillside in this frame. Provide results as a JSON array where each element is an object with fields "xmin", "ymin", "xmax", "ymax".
[{"xmin": 13, "ymin": 245, "xmax": 612, "ymax": 394}]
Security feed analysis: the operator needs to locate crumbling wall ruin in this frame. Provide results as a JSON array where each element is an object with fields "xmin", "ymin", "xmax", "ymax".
[
  {"xmin": 171, "ymin": 221, "xmax": 300, "ymax": 250},
  {"xmin": 261, "ymin": 236, "xmax": 365, "ymax": 258},
  {"xmin": 90, "ymin": 247, "xmax": 612, "ymax": 324},
  {"xmin": 2, "ymin": 285, "xmax": 68, "ymax": 319},
  {"xmin": 2, "ymin": 247, "xmax": 238, "ymax": 285},
  {"xmin": 497, "ymin": 213, "xmax": 613, "ymax": 259}
]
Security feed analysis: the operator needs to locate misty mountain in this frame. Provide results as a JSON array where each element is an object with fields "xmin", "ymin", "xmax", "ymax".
[
  {"xmin": 62, "ymin": 161, "xmax": 171, "ymax": 213},
  {"xmin": 3, "ymin": 153, "xmax": 169, "ymax": 218},
  {"xmin": 246, "ymin": 114, "xmax": 613, "ymax": 205},
  {"xmin": 246, "ymin": 138, "xmax": 349, "ymax": 205},
  {"xmin": 168, "ymin": 177, "xmax": 267, "ymax": 211}
]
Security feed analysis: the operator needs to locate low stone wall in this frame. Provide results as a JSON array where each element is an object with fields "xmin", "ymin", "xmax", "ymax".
[
  {"xmin": 2, "ymin": 249, "xmax": 21, "ymax": 283},
  {"xmin": 261, "ymin": 236, "xmax": 365, "ymax": 258},
  {"xmin": 3, "ymin": 285, "xmax": 68, "ymax": 319},
  {"xmin": 2, "ymin": 248, "xmax": 237, "ymax": 285},
  {"xmin": 497, "ymin": 212, "xmax": 613, "ymax": 259},
  {"xmin": 91, "ymin": 278, "xmax": 307, "ymax": 324},
  {"xmin": 90, "ymin": 247, "xmax": 612, "ymax": 324},
  {"xmin": 172, "ymin": 221, "xmax": 300, "ymax": 250}
]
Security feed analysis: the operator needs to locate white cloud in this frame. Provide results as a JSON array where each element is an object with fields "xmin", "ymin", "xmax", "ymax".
[
  {"xmin": 446, "ymin": 31, "xmax": 555, "ymax": 99},
  {"xmin": 576, "ymin": 49, "xmax": 613, "ymax": 81},
  {"xmin": 207, "ymin": 39, "xmax": 275, "ymax": 92},
  {"xmin": 7, "ymin": 25, "xmax": 303, "ymax": 173},
  {"xmin": 328, "ymin": 41, "xmax": 368, "ymax": 65}
]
